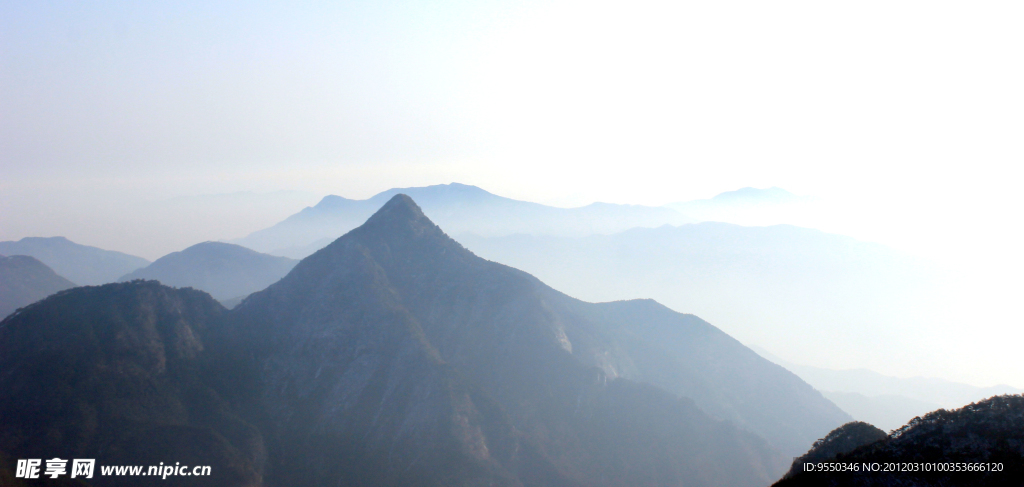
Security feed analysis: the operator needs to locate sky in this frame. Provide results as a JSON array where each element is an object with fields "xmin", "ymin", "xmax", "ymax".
[{"xmin": 2, "ymin": 1, "xmax": 1022, "ymax": 385}]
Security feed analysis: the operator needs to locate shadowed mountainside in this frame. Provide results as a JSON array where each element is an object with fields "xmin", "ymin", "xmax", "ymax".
[
  {"xmin": 0, "ymin": 237, "xmax": 150, "ymax": 286},
  {"xmin": 119, "ymin": 241, "xmax": 297, "ymax": 303},
  {"xmin": 781, "ymin": 421, "xmax": 887, "ymax": 479},
  {"xmin": 546, "ymin": 297, "xmax": 851, "ymax": 457},
  {"xmin": 458, "ymin": 223, "xmax": 947, "ymax": 391},
  {"xmin": 0, "ymin": 254, "xmax": 76, "ymax": 319},
  {"xmin": 774, "ymin": 395, "xmax": 1024, "ymax": 486},
  {"xmin": 0, "ymin": 281, "xmax": 264, "ymax": 487}
]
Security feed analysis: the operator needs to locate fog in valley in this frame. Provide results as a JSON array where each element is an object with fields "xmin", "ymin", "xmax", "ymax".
[{"xmin": 2, "ymin": 1, "xmax": 1023, "ymax": 485}]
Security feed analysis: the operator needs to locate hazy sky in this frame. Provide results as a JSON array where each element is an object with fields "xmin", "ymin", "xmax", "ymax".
[{"xmin": 2, "ymin": 1, "xmax": 1022, "ymax": 385}]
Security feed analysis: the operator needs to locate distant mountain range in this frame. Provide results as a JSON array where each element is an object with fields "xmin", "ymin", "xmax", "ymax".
[
  {"xmin": 0, "ymin": 254, "xmax": 75, "ymax": 319},
  {"xmin": 775, "ymin": 364, "xmax": 1022, "ymax": 410},
  {"xmin": 0, "ymin": 195, "xmax": 856, "ymax": 486},
  {"xmin": 232, "ymin": 183, "xmax": 694, "ymax": 257},
  {"xmin": 459, "ymin": 221, "xmax": 945, "ymax": 382},
  {"xmin": 119, "ymin": 241, "xmax": 298, "ymax": 303},
  {"xmin": 0, "ymin": 236, "xmax": 150, "ymax": 285},
  {"xmin": 665, "ymin": 187, "xmax": 815, "ymax": 227},
  {"xmin": 750, "ymin": 346, "xmax": 1023, "ymax": 431},
  {"xmin": 225, "ymin": 183, "xmax": 974, "ymax": 398},
  {"xmin": 817, "ymin": 392, "xmax": 942, "ymax": 432}
]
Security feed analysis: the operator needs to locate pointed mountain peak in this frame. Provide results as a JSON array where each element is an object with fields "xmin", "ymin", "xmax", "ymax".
[
  {"xmin": 300, "ymin": 192, "xmax": 472, "ymax": 267},
  {"xmin": 357, "ymin": 194, "xmax": 439, "ymax": 236}
]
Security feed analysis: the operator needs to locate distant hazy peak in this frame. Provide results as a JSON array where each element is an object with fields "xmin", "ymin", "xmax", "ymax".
[
  {"xmin": 311, "ymin": 194, "xmax": 357, "ymax": 208},
  {"xmin": 315, "ymin": 183, "xmax": 497, "ymax": 207},
  {"xmin": 235, "ymin": 182, "xmax": 695, "ymax": 257},
  {"xmin": 180, "ymin": 240, "xmax": 266, "ymax": 255},
  {"xmin": 376, "ymin": 182, "xmax": 493, "ymax": 198},
  {"xmin": 12, "ymin": 236, "xmax": 74, "ymax": 245},
  {"xmin": 5, "ymin": 235, "xmax": 141, "ymax": 255},
  {"xmin": 712, "ymin": 186, "xmax": 799, "ymax": 202}
]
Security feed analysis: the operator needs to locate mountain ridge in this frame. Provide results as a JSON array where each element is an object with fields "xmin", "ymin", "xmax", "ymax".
[
  {"xmin": 2, "ymin": 194, "xmax": 851, "ymax": 486},
  {"xmin": 118, "ymin": 241, "xmax": 297, "ymax": 302},
  {"xmin": 0, "ymin": 236, "xmax": 150, "ymax": 285},
  {"xmin": 0, "ymin": 254, "xmax": 76, "ymax": 319},
  {"xmin": 774, "ymin": 394, "xmax": 1024, "ymax": 486},
  {"xmin": 227, "ymin": 194, "xmax": 848, "ymax": 483},
  {"xmin": 232, "ymin": 183, "xmax": 693, "ymax": 257}
]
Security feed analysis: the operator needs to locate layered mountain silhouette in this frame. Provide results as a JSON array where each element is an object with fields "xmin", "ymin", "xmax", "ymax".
[
  {"xmin": 775, "ymin": 362, "xmax": 1022, "ymax": 410},
  {"xmin": 459, "ymin": 223, "xmax": 946, "ymax": 389},
  {"xmin": 226, "ymin": 194, "xmax": 808, "ymax": 485},
  {"xmin": 0, "ymin": 254, "xmax": 76, "ymax": 319},
  {"xmin": 818, "ymin": 392, "xmax": 940, "ymax": 433},
  {"xmin": 0, "ymin": 237, "xmax": 150, "ymax": 285},
  {"xmin": 775, "ymin": 395, "xmax": 1024, "ymax": 486},
  {"xmin": 0, "ymin": 194, "xmax": 854, "ymax": 486},
  {"xmin": 230, "ymin": 183, "xmax": 951, "ymax": 390},
  {"xmin": 232, "ymin": 183, "xmax": 692, "ymax": 257},
  {"xmin": 541, "ymin": 297, "xmax": 851, "ymax": 457},
  {"xmin": 119, "ymin": 241, "xmax": 298, "ymax": 303},
  {"xmin": 664, "ymin": 187, "xmax": 814, "ymax": 227},
  {"xmin": 752, "ymin": 350, "xmax": 1023, "ymax": 431},
  {"xmin": 665, "ymin": 187, "xmax": 807, "ymax": 213}
]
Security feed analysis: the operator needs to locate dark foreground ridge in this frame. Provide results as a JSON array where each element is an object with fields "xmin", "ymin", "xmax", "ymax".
[
  {"xmin": 0, "ymin": 281, "xmax": 262, "ymax": 487},
  {"xmin": 2, "ymin": 194, "xmax": 852, "ymax": 486},
  {"xmin": 775, "ymin": 394, "xmax": 1024, "ymax": 486}
]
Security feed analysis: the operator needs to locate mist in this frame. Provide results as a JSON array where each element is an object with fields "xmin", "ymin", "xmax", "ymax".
[{"xmin": 2, "ymin": 1, "xmax": 1022, "ymax": 395}]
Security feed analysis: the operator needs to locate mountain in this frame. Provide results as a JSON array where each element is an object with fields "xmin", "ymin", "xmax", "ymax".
[
  {"xmin": 0, "ymin": 254, "xmax": 76, "ymax": 319},
  {"xmin": 0, "ymin": 237, "xmax": 150, "ymax": 285},
  {"xmin": 225, "ymin": 194, "xmax": 853, "ymax": 485},
  {"xmin": 671, "ymin": 187, "xmax": 806, "ymax": 208},
  {"xmin": 749, "ymin": 348, "xmax": 1022, "ymax": 432},
  {"xmin": 458, "ymin": 222, "xmax": 952, "ymax": 388},
  {"xmin": 775, "ymin": 394, "xmax": 1024, "ymax": 486},
  {"xmin": 0, "ymin": 281, "xmax": 263, "ymax": 487},
  {"xmin": 0, "ymin": 195, "xmax": 850, "ymax": 486},
  {"xmin": 545, "ymin": 297, "xmax": 851, "ymax": 457},
  {"xmin": 818, "ymin": 392, "xmax": 941, "ymax": 433},
  {"xmin": 773, "ymin": 362, "xmax": 1023, "ymax": 410},
  {"xmin": 232, "ymin": 183, "xmax": 692, "ymax": 257},
  {"xmin": 781, "ymin": 421, "xmax": 887, "ymax": 478},
  {"xmin": 665, "ymin": 187, "xmax": 813, "ymax": 226},
  {"xmin": 119, "ymin": 241, "xmax": 298, "ymax": 303}
]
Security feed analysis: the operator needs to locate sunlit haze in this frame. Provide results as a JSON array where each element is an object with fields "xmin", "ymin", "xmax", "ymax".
[{"xmin": 2, "ymin": 1, "xmax": 1022, "ymax": 388}]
